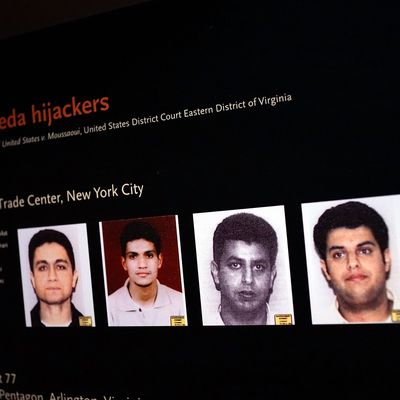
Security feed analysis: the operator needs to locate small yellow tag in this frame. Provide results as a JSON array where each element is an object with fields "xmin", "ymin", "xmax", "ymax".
[
  {"xmin": 170, "ymin": 316, "xmax": 186, "ymax": 326},
  {"xmin": 391, "ymin": 310, "xmax": 400, "ymax": 323},
  {"xmin": 274, "ymin": 314, "xmax": 293, "ymax": 325},
  {"xmin": 79, "ymin": 316, "xmax": 93, "ymax": 327}
]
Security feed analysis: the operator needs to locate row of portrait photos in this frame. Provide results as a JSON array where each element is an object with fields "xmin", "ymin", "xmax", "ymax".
[{"xmin": 17, "ymin": 193, "xmax": 400, "ymax": 327}]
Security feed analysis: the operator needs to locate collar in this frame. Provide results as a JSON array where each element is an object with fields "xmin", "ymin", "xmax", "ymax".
[
  {"xmin": 30, "ymin": 302, "xmax": 82, "ymax": 327},
  {"xmin": 119, "ymin": 278, "xmax": 170, "ymax": 311},
  {"xmin": 334, "ymin": 288, "xmax": 397, "ymax": 323}
]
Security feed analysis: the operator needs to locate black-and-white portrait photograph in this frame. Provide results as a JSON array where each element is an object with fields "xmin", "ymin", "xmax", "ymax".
[
  {"xmin": 193, "ymin": 205, "xmax": 295, "ymax": 326},
  {"xmin": 18, "ymin": 223, "xmax": 95, "ymax": 327},
  {"xmin": 301, "ymin": 194, "xmax": 400, "ymax": 324}
]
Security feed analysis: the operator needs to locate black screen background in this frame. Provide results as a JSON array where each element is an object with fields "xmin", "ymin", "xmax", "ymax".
[{"xmin": 1, "ymin": 1, "xmax": 399, "ymax": 398}]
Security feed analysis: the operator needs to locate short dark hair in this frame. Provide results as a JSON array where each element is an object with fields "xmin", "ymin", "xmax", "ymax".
[
  {"xmin": 313, "ymin": 201, "xmax": 389, "ymax": 260},
  {"xmin": 120, "ymin": 221, "xmax": 161, "ymax": 256},
  {"xmin": 213, "ymin": 212, "xmax": 278, "ymax": 266},
  {"xmin": 28, "ymin": 229, "xmax": 76, "ymax": 271}
]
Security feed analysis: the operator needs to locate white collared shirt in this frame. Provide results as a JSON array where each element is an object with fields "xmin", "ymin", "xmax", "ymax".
[
  {"xmin": 107, "ymin": 279, "xmax": 186, "ymax": 326},
  {"xmin": 318, "ymin": 289, "xmax": 400, "ymax": 324}
]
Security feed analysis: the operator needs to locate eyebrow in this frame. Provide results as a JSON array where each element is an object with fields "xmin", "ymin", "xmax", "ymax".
[
  {"xmin": 223, "ymin": 255, "xmax": 268, "ymax": 263},
  {"xmin": 328, "ymin": 241, "xmax": 377, "ymax": 252},
  {"xmin": 126, "ymin": 250, "xmax": 155, "ymax": 256},
  {"xmin": 35, "ymin": 258, "xmax": 70, "ymax": 265}
]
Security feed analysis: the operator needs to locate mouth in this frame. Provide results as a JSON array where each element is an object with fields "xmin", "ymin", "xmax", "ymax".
[
  {"xmin": 238, "ymin": 290, "xmax": 256, "ymax": 300},
  {"xmin": 346, "ymin": 274, "xmax": 368, "ymax": 282},
  {"xmin": 136, "ymin": 273, "xmax": 150, "ymax": 278}
]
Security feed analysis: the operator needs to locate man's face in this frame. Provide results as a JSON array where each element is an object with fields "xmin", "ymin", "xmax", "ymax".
[
  {"xmin": 122, "ymin": 239, "xmax": 162, "ymax": 288},
  {"xmin": 30, "ymin": 242, "xmax": 78, "ymax": 306},
  {"xmin": 211, "ymin": 240, "xmax": 276, "ymax": 314},
  {"xmin": 321, "ymin": 226, "xmax": 390, "ymax": 308}
]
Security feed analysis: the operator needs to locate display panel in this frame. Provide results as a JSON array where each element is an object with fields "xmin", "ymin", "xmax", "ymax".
[{"xmin": 1, "ymin": 1, "xmax": 399, "ymax": 398}]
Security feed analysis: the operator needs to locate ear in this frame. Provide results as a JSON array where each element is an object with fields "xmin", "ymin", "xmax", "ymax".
[
  {"xmin": 72, "ymin": 270, "xmax": 79, "ymax": 289},
  {"xmin": 268, "ymin": 265, "xmax": 277, "ymax": 297},
  {"xmin": 210, "ymin": 260, "xmax": 220, "ymax": 291},
  {"xmin": 30, "ymin": 271, "xmax": 36, "ymax": 290},
  {"xmin": 158, "ymin": 252, "xmax": 163, "ymax": 270},
  {"xmin": 270, "ymin": 265, "xmax": 277, "ymax": 286},
  {"xmin": 121, "ymin": 256, "xmax": 128, "ymax": 271},
  {"xmin": 383, "ymin": 248, "xmax": 391, "ymax": 273},
  {"xmin": 320, "ymin": 259, "xmax": 331, "ymax": 281}
]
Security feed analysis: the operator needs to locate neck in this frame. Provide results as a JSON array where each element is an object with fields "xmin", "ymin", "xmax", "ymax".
[
  {"xmin": 39, "ymin": 301, "xmax": 73, "ymax": 325},
  {"xmin": 220, "ymin": 301, "xmax": 267, "ymax": 325},
  {"xmin": 128, "ymin": 280, "xmax": 158, "ymax": 308},
  {"xmin": 339, "ymin": 294, "xmax": 392, "ymax": 323}
]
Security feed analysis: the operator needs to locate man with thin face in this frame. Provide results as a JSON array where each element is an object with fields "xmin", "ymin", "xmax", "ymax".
[
  {"xmin": 313, "ymin": 200, "xmax": 399, "ymax": 323},
  {"xmin": 107, "ymin": 220, "xmax": 186, "ymax": 326},
  {"xmin": 210, "ymin": 212, "xmax": 278, "ymax": 325},
  {"xmin": 28, "ymin": 229, "xmax": 83, "ymax": 327}
]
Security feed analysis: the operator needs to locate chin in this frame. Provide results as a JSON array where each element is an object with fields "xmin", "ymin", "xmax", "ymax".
[{"xmin": 135, "ymin": 282, "xmax": 153, "ymax": 288}]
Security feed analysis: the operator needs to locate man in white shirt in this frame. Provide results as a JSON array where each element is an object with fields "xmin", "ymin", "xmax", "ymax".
[
  {"xmin": 313, "ymin": 201, "xmax": 399, "ymax": 324},
  {"xmin": 107, "ymin": 220, "xmax": 186, "ymax": 326}
]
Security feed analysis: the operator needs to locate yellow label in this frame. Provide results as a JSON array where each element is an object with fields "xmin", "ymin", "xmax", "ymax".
[
  {"xmin": 274, "ymin": 314, "xmax": 293, "ymax": 325},
  {"xmin": 170, "ymin": 316, "xmax": 186, "ymax": 326},
  {"xmin": 79, "ymin": 316, "xmax": 93, "ymax": 327},
  {"xmin": 391, "ymin": 310, "xmax": 400, "ymax": 323}
]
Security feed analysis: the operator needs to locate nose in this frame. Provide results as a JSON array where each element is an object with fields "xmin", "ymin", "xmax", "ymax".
[
  {"xmin": 137, "ymin": 255, "xmax": 147, "ymax": 269},
  {"xmin": 48, "ymin": 265, "xmax": 57, "ymax": 281},
  {"xmin": 347, "ymin": 251, "xmax": 359, "ymax": 271},
  {"xmin": 242, "ymin": 265, "xmax": 253, "ymax": 285}
]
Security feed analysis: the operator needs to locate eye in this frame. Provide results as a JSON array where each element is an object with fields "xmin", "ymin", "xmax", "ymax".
[
  {"xmin": 332, "ymin": 251, "xmax": 345, "ymax": 259},
  {"xmin": 146, "ymin": 252, "xmax": 155, "ymax": 259},
  {"xmin": 37, "ymin": 264, "xmax": 48, "ymax": 271},
  {"xmin": 128, "ymin": 254, "xmax": 137, "ymax": 260},
  {"xmin": 56, "ymin": 264, "xmax": 67, "ymax": 270},
  {"xmin": 358, "ymin": 247, "xmax": 372, "ymax": 255},
  {"xmin": 253, "ymin": 264, "xmax": 266, "ymax": 272},
  {"xmin": 228, "ymin": 262, "xmax": 241, "ymax": 269}
]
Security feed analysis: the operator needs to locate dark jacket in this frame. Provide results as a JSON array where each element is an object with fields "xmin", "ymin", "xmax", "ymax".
[{"xmin": 30, "ymin": 302, "xmax": 83, "ymax": 327}]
